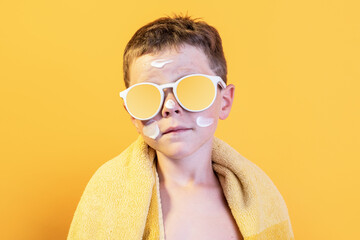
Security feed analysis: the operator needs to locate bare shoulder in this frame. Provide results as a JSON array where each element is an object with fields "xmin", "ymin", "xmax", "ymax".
[{"xmin": 160, "ymin": 184, "xmax": 244, "ymax": 240}]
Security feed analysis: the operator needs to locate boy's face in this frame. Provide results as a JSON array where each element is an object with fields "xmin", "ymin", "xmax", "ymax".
[{"xmin": 127, "ymin": 44, "xmax": 234, "ymax": 159}]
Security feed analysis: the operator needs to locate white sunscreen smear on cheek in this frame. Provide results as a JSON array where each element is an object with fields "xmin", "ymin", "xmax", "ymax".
[
  {"xmin": 150, "ymin": 59, "xmax": 173, "ymax": 68},
  {"xmin": 142, "ymin": 120, "xmax": 160, "ymax": 139},
  {"xmin": 165, "ymin": 99, "xmax": 176, "ymax": 109},
  {"xmin": 196, "ymin": 116, "xmax": 214, "ymax": 127}
]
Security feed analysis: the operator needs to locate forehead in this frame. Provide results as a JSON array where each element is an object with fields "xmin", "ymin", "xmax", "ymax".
[{"xmin": 129, "ymin": 45, "xmax": 214, "ymax": 86}]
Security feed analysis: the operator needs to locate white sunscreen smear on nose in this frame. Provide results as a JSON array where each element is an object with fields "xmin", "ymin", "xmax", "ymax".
[
  {"xmin": 196, "ymin": 116, "xmax": 214, "ymax": 127},
  {"xmin": 142, "ymin": 120, "xmax": 160, "ymax": 139},
  {"xmin": 150, "ymin": 59, "xmax": 173, "ymax": 68},
  {"xmin": 165, "ymin": 99, "xmax": 176, "ymax": 109}
]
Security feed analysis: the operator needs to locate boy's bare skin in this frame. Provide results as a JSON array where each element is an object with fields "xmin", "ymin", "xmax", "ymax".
[
  {"xmin": 159, "ymin": 173, "xmax": 244, "ymax": 240},
  {"xmin": 129, "ymin": 44, "xmax": 242, "ymax": 239}
]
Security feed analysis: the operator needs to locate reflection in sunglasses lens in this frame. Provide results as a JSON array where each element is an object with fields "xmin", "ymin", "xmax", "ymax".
[
  {"xmin": 177, "ymin": 76, "xmax": 215, "ymax": 111},
  {"xmin": 127, "ymin": 84, "xmax": 161, "ymax": 119}
]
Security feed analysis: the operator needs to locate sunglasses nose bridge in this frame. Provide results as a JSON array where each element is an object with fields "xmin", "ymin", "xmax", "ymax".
[
  {"xmin": 159, "ymin": 83, "xmax": 175, "ymax": 93},
  {"xmin": 159, "ymin": 84, "xmax": 177, "ymax": 103}
]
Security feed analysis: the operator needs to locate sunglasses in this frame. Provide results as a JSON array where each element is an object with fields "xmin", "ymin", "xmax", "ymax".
[{"xmin": 119, "ymin": 74, "xmax": 226, "ymax": 120}]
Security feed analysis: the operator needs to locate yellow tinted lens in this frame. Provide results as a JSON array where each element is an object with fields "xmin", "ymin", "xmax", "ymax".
[
  {"xmin": 177, "ymin": 76, "xmax": 215, "ymax": 111},
  {"xmin": 126, "ymin": 84, "xmax": 161, "ymax": 119}
]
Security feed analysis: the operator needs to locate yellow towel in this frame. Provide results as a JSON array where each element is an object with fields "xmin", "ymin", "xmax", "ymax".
[{"xmin": 67, "ymin": 136, "xmax": 294, "ymax": 239}]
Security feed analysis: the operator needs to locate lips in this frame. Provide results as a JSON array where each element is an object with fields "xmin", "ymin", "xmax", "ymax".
[{"xmin": 163, "ymin": 126, "xmax": 192, "ymax": 134}]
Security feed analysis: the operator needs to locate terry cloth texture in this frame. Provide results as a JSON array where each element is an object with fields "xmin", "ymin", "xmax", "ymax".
[{"xmin": 67, "ymin": 136, "xmax": 294, "ymax": 240}]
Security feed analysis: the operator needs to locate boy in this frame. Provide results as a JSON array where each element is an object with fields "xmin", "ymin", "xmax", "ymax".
[{"xmin": 68, "ymin": 15, "xmax": 294, "ymax": 240}]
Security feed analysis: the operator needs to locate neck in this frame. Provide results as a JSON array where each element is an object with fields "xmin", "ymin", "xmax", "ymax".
[{"xmin": 155, "ymin": 138, "xmax": 220, "ymax": 190}]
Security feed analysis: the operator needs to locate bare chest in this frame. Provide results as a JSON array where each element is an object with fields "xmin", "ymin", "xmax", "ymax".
[{"xmin": 159, "ymin": 186, "xmax": 243, "ymax": 240}]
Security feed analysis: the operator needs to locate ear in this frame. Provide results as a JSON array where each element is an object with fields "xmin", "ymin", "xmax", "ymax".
[{"xmin": 219, "ymin": 84, "xmax": 235, "ymax": 120}]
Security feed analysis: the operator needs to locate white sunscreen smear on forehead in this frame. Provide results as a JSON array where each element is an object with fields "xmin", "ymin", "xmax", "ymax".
[
  {"xmin": 150, "ymin": 59, "xmax": 173, "ymax": 68},
  {"xmin": 142, "ymin": 120, "xmax": 160, "ymax": 139},
  {"xmin": 196, "ymin": 116, "xmax": 214, "ymax": 127},
  {"xmin": 165, "ymin": 99, "xmax": 176, "ymax": 109}
]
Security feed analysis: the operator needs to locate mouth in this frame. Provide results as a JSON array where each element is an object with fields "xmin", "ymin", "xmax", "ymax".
[{"xmin": 163, "ymin": 126, "xmax": 192, "ymax": 135}]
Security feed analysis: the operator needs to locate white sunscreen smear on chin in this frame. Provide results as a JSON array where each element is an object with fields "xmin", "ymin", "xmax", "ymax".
[
  {"xmin": 165, "ymin": 99, "xmax": 176, "ymax": 109},
  {"xmin": 196, "ymin": 116, "xmax": 214, "ymax": 127},
  {"xmin": 150, "ymin": 59, "xmax": 173, "ymax": 68},
  {"xmin": 142, "ymin": 120, "xmax": 160, "ymax": 139}
]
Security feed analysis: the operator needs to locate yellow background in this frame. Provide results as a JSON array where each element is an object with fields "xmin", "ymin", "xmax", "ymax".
[{"xmin": 1, "ymin": 0, "xmax": 359, "ymax": 239}]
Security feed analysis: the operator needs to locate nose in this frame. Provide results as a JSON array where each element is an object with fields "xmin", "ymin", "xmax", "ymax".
[{"xmin": 161, "ymin": 90, "xmax": 183, "ymax": 118}]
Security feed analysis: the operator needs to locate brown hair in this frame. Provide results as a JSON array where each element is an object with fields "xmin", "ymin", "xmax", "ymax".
[{"xmin": 123, "ymin": 14, "xmax": 227, "ymax": 88}]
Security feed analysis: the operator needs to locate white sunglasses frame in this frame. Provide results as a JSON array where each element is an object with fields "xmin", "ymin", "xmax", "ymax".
[{"xmin": 119, "ymin": 73, "xmax": 227, "ymax": 121}]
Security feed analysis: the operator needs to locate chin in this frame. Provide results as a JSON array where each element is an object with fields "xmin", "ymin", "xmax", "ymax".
[{"xmin": 158, "ymin": 142, "xmax": 196, "ymax": 160}]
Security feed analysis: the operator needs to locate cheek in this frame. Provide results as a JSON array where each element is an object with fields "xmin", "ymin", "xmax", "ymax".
[
  {"xmin": 141, "ymin": 120, "xmax": 160, "ymax": 139},
  {"xmin": 196, "ymin": 116, "xmax": 215, "ymax": 127},
  {"xmin": 193, "ymin": 98, "xmax": 221, "ymax": 129}
]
